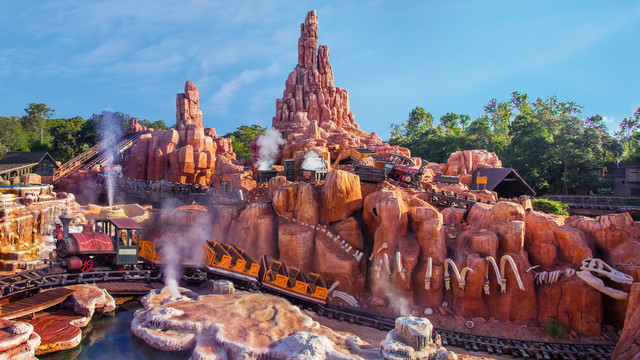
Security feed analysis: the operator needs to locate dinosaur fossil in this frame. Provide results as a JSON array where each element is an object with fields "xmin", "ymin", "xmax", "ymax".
[
  {"xmin": 444, "ymin": 258, "xmax": 474, "ymax": 291},
  {"xmin": 576, "ymin": 258, "xmax": 633, "ymax": 300}
]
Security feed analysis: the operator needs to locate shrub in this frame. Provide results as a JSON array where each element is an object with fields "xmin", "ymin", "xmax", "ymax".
[
  {"xmin": 532, "ymin": 199, "xmax": 569, "ymax": 216},
  {"xmin": 596, "ymin": 188, "xmax": 614, "ymax": 195},
  {"xmin": 544, "ymin": 320, "xmax": 567, "ymax": 339}
]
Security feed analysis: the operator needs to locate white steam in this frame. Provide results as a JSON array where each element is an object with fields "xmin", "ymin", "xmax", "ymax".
[
  {"xmin": 158, "ymin": 199, "xmax": 210, "ymax": 299},
  {"xmin": 256, "ymin": 129, "xmax": 284, "ymax": 170},
  {"xmin": 98, "ymin": 111, "xmax": 122, "ymax": 207},
  {"xmin": 301, "ymin": 151, "xmax": 325, "ymax": 170},
  {"xmin": 104, "ymin": 165, "xmax": 122, "ymax": 208}
]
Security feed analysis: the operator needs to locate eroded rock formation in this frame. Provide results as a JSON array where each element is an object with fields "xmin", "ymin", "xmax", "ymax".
[
  {"xmin": 251, "ymin": 10, "xmax": 410, "ymax": 166},
  {"xmin": 123, "ymin": 81, "xmax": 236, "ymax": 185}
]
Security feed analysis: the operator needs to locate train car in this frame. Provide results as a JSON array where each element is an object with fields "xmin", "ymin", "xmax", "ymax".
[
  {"xmin": 258, "ymin": 255, "xmax": 327, "ymax": 306},
  {"xmin": 55, "ymin": 214, "xmax": 141, "ymax": 272},
  {"xmin": 203, "ymin": 240, "xmax": 261, "ymax": 285}
]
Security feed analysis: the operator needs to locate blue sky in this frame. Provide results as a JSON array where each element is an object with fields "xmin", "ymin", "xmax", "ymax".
[{"xmin": 1, "ymin": 1, "xmax": 638, "ymax": 139}]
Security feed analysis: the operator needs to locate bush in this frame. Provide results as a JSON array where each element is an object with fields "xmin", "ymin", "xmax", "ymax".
[
  {"xmin": 544, "ymin": 320, "xmax": 567, "ymax": 339},
  {"xmin": 596, "ymin": 187, "xmax": 614, "ymax": 195},
  {"xmin": 532, "ymin": 199, "xmax": 569, "ymax": 216}
]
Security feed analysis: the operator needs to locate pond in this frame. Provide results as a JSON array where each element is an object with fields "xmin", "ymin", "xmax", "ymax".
[{"xmin": 39, "ymin": 305, "xmax": 192, "ymax": 360}]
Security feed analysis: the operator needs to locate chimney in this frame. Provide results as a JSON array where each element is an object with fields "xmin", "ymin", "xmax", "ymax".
[{"xmin": 59, "ymin": 214, "xmax": 72, "ymax": 239}]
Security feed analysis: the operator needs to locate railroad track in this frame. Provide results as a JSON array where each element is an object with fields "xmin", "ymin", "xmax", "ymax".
[
  {"xmin": 0, "ymin": 267, "xmax": 161, "ymax": 299},
  {"xmin": 316, "ymin": 304, "xmax": 614, "ymax": 360},
  {"xmin": 1, "ymin": 266, "xmax": 616, "ymax": 359}
]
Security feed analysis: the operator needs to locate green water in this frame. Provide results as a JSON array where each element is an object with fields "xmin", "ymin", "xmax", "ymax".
[{"xmin": 39, "ymin": 307, "xmax": 192, "ymax": 360}]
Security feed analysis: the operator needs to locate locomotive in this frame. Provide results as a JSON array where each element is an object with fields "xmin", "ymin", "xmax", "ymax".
[
  {"xmin": 54, "ymin": 214, "xmax": 141, "ymax": 272},
  {"xmin": 53, "ymin": 213, "xmax": 330, "ymax": 306}
]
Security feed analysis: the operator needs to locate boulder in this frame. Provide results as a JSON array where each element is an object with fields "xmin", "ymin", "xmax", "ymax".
[
  {"xmin": 319, "ymin": 170, "xmax": 363, "ymax": 223},
  {"xmin": 131, "ymin": 286, "xmax": 379, "ymax": 359},
  {"xmin": 0, "ymin": 320, "xmax": 40, "ymax": 359},
  {"xmin": 227, "ymin": 202, "xmax": 278, "ymax": 260}
]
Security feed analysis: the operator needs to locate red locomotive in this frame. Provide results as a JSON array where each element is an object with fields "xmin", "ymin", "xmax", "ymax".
[{"xmin": 54, "ymin": 214, "xmax": 141, "ymax": 272}]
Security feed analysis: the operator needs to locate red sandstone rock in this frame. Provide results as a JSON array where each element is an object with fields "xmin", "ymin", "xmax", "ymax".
[
  {"xmin": 319, "ymin": 170, "xmax": 363, "ymax": 224},
  {"xmin": 0, "ymin": 319, "xmax": 40, "ymax": 359},
  {"xmin": 612, "ymin": 283, "xmax": 640, "ymax": 360},
  {"xmin": 227, "ymin": 202, "xmax": 278, "ymax": 260},
  {"xmin": 251, "ymin": 10, "xmax": 410, "ymax": 166},
  {"xmin": 122, "ymin": 81, "xmax": 237, "ymax": 185},
  {"xmin": 443, "ymin": 150, "xmax": 502, "ymax": 177},
  {"xmin": 537, "ymin": 277, "xmax": 603, "ymax": 336},
  {"xmin": 30, "ymin": 310, "xmax": 84, "ymax": 355}
]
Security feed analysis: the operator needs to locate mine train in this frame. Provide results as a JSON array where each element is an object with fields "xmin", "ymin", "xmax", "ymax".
[
  {"xmin": 335, "ymin": 149, "xmax": 427, "ymax": 186},
  {"xmin": 53, "ymin": 215, "xmax": 329, "ymax": 306}
]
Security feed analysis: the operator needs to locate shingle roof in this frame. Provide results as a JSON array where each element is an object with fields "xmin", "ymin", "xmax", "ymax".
[
  {"xmin": 0, "ymin": 152, "xmax": 51, "ymax": 165},
  {"xmin": 0, "ymin": 152, "xmax": 58, "ymax": 175},
  {"xmin": 471, "ymin": 167, "xmax": 536, "ymax": 197}
]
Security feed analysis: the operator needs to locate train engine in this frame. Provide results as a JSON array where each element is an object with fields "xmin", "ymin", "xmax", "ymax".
[
  {"xmin": 54, "ymin": 214, "xmax": 141, "ymax": 273},
  {"xmin": 383, "ymin": 153, "xmax": 426, "ymax": 185}
]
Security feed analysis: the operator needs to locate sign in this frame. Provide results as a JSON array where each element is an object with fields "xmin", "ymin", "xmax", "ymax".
[
  {"xmin": 118, "ymin": 248, "xmax": 137, "ymax": 255},
  {"xmin": 303, "ymin": 171, "xmax": 312, "ymax": 179},
  {"xmin": 476, "ymin": 176, "xmax": 488, "ymax": 185},
  {"xmin": 222, "ymin": 175, "xmax": 233, "ymax": 182}
]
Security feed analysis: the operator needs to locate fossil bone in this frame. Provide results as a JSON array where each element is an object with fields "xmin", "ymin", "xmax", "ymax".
[
  {"xmin": 396, "ymin": 251, "xmax": 406, "ymax": 280},
  {"xmin": 580, "ymin": 258, "xmax": 633, "ymax": 285},
  {"xmin": 576, "ymin": 258, "xmax": 633, "ymax": 299},
  {"xmin": 384, "ymin": 253, "xmax": 392, "ymax": 275},
  {"xmin": 375, "ymin": 260, "xmax": 382, "ymax": 279},
  {"xmin": 564, "ymin": 268, "xmax": 575, "ymax": 277},
  {"xmin": 424, "ymin": 257, "xmax": 432, "ymax": 290},
  {"xmin": 535, "ymin": 270, "xmax": 561, "ymax": 285},
  {"xmin": 327, "ymin": 281, "xmax": 340, "ymax": 294},
  {"xmin": 485, "ymin": 256, "xmax": 507, "ymax": 293},
  {"xmin": 499, "ymin": 255, "xmax": 525, "ymax": 291},
  {"xmin": 577, "ymin": 270, "xmax": 628, "ymax": 300},
  {"xmin": 369, "ymin": 242, "xmax": 389, "ymax": 261},
  {"xmin": 333, "ymin": 290, "xmax": 359, "ymax": 308},
  {"xmin": 444, "ymin": 258, "xmax": 474, "ymax": 291}
]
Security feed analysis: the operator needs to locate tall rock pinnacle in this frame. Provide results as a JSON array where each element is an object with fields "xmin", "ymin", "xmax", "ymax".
[{"xmin": 260, "ymin": 10, "xmax": 410, "ymax": 165}]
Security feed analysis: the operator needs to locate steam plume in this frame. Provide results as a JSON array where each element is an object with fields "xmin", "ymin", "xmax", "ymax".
[
  {"xmin": 256, "ymin": 129, "xmax": 284, "ymax": 170},
  {"xmin": 301, "ymin": 151, "xmax": 325, "ymax": 170}
]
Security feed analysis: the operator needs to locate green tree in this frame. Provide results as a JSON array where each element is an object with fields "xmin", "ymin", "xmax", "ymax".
[
  {"xmin": 0, "ymin": 116, "xmax": 29, "ymax": 158},
  {"xmin": 21, "ymin": 103, "xmax": 54, "ymax": 145},
  {"xmin": 616, "ymin": 108, "xmax": 640, "ymax": 162},
  {"xmin": 47, "ymin": 117, "xmax": 86, "ymax": 162},
  {"xmin": 224, "ymin": 125, "xmax": 266, "ymax": 159},
  {"xmin": 139, "ymin": 119, "xmax": 169, "ymax": 130}
]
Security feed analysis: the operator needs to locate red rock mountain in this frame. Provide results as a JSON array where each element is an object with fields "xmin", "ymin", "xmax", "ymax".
[
  {"xmin": 251, "ymin": 10, "xmax": 410, "ymax": 165},
  {"xmin": 122, "ymin": 81, "xmax": 236, "ymax": 185}
]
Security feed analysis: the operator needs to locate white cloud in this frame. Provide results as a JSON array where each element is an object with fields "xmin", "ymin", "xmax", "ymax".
[
  {"xmin": 208, "ymin": 63, "xmax": 279, "ymax": 115},
  {"xmin": 603, "ymin": 116, "xmax": 615, "ymax": 124}
]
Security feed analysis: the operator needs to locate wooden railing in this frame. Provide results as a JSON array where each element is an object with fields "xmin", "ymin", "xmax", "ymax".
[
  {"xmin": 542, "ymin": 195, "xmax": 640, "ymax": 210},
  {"xmin": 52, "ymin": 135, "xmax": 117, "ymax": 183}
]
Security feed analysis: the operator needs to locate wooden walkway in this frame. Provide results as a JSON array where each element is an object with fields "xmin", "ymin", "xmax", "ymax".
[
  {"xmin": 97, "ymin": 282, "xmax": 159, "ymax": 295},
  {"xmin": 0, "ymin": 287, "xmax": 74, "ymax": 320}
]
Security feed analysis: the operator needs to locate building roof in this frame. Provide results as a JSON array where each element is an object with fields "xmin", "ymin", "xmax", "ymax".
[
  {"xmin": 107, "ymin": 218, "xmax": 141, "ymax": 230},
  {"xmin": 471, "ymin": 167, "xmax": 536, "ymax": 197},
  {"xmin": 0, "ymin": 152, "xmax": 55, "ymax": 165},
  {"xmin": 0, "ymin": 152, "xmax": 58, "ymax": 175}
]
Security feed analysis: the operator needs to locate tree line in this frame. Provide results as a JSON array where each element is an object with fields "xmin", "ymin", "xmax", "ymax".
[
  {"xmin": 0, "ymin": 104, "xmax": 169, "ymax": 163},
  {"xmin": 390, "ymin": 92, "xmax": 640, "ymax": 195}
]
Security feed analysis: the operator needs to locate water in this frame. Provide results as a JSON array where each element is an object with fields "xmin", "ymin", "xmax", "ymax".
[{"xmin": 39, "ymin": 306, "xmax": 192, "ymax": 360}]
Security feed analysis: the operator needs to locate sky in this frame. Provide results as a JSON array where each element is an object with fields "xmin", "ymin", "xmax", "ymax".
[{"xmin": 0, "ymin": 1, "xmax": 638, "ymax": 139}]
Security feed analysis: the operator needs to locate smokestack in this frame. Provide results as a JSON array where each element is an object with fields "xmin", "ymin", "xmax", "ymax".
[{"xmin": 59, "ymin": 214, "xmax": 72, "ymax": 239}]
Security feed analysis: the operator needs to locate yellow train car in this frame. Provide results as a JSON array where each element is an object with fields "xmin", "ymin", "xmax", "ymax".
[
  {"xmin": 259, "ymin": 255, "xmax": 327, "ymax": 305},
  {"xmin": 138, "ymin": 239, "xmax": 161, "ymax": 265},
  {"xmin": 204, "ymin": 240, "xmax": 260, "ymax": 284}
]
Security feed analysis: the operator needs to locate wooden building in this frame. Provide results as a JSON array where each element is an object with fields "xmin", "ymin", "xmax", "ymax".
[
  {"xmin": 471, "ymin": 167, "xmax": 536, "ymax": 198},
  {"xmin": 0, "ymin": 152, "xmax": 58, "ymax": 183}
]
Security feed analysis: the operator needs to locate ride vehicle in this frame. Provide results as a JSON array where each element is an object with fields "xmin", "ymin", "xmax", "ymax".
[{"xmin": 54, "ymin": 214, "xmax": 141, "ymax": 272}]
